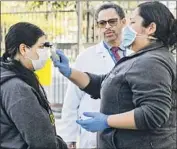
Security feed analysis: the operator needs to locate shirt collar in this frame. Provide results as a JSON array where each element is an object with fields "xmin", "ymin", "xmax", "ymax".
[
  {"xmin": 103, "ymin": 41, "xmax": 112, "ymax": 50},
  {"xmin": 103, "ymin": 41, "xmax": 126, "ymax": 51}
]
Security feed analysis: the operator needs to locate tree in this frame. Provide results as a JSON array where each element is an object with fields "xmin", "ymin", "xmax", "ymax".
[{"xmin": 26, "ymin": 1, "xmax": 75, "ymax": 10}]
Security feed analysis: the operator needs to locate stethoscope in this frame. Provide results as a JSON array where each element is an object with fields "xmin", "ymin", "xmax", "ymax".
[{"xmin": 103, "ymin": 41, "xmax": 126, "ymax": 64}]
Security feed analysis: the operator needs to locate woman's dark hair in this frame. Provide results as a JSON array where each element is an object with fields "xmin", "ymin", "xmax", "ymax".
[
  {"xmin": 2, "ymin": 22, "xmax": 50, "ymax": 112},
  {"xmin": 95, "ymin": 3, "xmax": 125, "ymax": 21},
  {"xmin": 138, "ymin": 1, "xmax": 177, "ymax": 48},
  {"xmin": 3, "ymin": 22, "xmax": 45, "ymax": 60}
]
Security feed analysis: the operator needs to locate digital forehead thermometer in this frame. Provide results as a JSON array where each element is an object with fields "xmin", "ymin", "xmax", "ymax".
[{"xmin": 44, "ymin": 42, "xmax": 60, "ymax": 61}]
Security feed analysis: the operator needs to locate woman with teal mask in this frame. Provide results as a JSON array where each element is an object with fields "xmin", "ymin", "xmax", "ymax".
[{"xmin": 52, "ymin": 1, "xmax": 176, "ymax": 149}]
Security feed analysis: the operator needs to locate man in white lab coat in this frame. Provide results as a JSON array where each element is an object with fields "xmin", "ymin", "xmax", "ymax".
[{"xmin": 58, "ymin": 3, "xmax": 126, "ymax": 148}]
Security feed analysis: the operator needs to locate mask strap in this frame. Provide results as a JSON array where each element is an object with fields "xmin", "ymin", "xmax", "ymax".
[
  {"xmin": 148, "ymin": 36, "xmax": 157, "ymax": 40},
  {"xmin": 136, "ymin": 34, "xmax": 157, "ymax": 40}
]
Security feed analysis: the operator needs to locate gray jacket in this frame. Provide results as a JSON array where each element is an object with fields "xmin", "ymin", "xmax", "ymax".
[
  {"xmin": 83, "ymin": 42, "xmax": 176, "ymax": 149},
  {"xmin": 0, "ymin": 66, "xmax": 67, "ymax": 149}
]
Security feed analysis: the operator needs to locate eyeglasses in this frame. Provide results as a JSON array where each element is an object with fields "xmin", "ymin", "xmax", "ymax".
[{"xmin": 97, "ymin": 18, "xmax": 118, "ymax": 28}]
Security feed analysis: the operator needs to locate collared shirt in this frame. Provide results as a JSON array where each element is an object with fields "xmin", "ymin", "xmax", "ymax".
[{"xmin": 103, "ymin": 41, "xmax": 126, "ymax": 63}]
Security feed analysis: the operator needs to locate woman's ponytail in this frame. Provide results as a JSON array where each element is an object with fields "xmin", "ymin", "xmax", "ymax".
[{"xmin": 168, "ymin": 19, "xmax": 177, "ymax": 48}]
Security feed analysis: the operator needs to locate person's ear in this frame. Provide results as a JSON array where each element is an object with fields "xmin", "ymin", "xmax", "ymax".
[
  {"xmin": 121, "ymin": 18, "xmax": 126, "ymax": 26},
  {"xmin": 19, "ymin": 43, "xmax": 27, "ymax": 56},
  {"xmin": 147, "ymin": 22, "xmax": 156, "ymax": 36}
]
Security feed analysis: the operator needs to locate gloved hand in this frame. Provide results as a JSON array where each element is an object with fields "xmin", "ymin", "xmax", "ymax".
[
  {"xmin": 76, "ymin": 112, "xmax": 110, "ymax": 132},
  {"xmin": 52, "ymin": 49, "xmax": 71, "ymax": 78}
]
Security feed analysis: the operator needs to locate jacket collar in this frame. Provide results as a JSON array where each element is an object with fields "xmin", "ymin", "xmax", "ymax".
[
  {"xmin": 113, "ymin": 41, "xmax": 165, "ymax": 67},
  {"xmin": 135, "ymin": 41, "xmax": 165, "ymax": 55}
]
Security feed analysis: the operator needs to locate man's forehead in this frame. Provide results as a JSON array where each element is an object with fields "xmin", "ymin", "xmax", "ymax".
[
  {"xmin": 97, "ymin": 8, "xmax": 120, "ymax": 20},
  {"xmin": 97, "ymin": 16, "xmax": 119, "ymax": 21}
]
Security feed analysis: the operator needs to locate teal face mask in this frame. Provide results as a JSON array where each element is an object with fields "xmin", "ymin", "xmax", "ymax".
[
  {"xmin": 120, "ymin": 26, "xmax": 137, "ymax": 51},
  {"xmin": 120, "ymin": 26, "xmax": 157, "ymax": 51}
]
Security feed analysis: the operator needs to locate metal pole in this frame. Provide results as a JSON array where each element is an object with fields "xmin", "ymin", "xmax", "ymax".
[
  {"xmin": 76, "ymin": 0, "xmax": 82, "ymax": 56},
  {"xmin": 176, "ymin": 0, "xmax": 177, "ymax": 19},
  {"xmin": 86, "ymin": 1, "xmax": 89, "ymax": 43},
  {"xmin": 93, "ymin": 10, "xmax": 96, "ymax": 43}
]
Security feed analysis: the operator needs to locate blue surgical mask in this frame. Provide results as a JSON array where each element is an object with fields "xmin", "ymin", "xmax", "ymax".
[
  {"xmin": 120, "ymin": 26, "xmax": 137, "ymax": 51},
  {"xmin": 120, "ymin": 26, "xmax": 157, "ymax": 51}
]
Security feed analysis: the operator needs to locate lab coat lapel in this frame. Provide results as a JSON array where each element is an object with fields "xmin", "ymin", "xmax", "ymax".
[{"xmin": 95, "ymin": 41, "xmax": 115, "ymax": 68}]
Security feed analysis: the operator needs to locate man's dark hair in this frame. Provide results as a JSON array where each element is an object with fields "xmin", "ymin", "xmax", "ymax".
[{"xmin": 95, "ymin": 3, "xmax": 125, "ymax": 21}]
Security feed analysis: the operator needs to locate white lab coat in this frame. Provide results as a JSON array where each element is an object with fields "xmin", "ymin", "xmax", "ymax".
[{"xmin": 57, "ymin": 41, "xmax": 115, "ymax": 148}]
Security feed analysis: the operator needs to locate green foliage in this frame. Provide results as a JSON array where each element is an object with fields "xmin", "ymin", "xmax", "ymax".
[
  {"xmin": 26, "ymin": 1, "xmax": 75, "ymax": 10},
  {"xmin": 1, "ymin": 13, "xmax": 65, "ymax": 41},
  {"xmin": 1, "ymin": 1, "xmax": 77, "ymax": 43}
]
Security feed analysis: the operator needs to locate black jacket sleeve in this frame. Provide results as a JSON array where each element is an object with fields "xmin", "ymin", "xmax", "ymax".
[
  {"xmin": 125, "ymin": 56, "xmax": 175, "ymax": 129},
  {"xmin": 81, "ymin": 73, "xmax": 107, "ymax": 99}
]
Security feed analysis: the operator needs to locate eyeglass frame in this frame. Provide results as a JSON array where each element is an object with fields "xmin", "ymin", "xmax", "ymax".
[{"xmin": 97, "ymin": 18, "xmax": 119, "ymax": 28}]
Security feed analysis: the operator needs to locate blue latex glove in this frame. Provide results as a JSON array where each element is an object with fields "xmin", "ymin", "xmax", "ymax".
[
  {"xmin": 52, "ymin": 49, "xmax": 71, "ymax": 78},
  {"xmin": 76, "ymin": 112, "xmax": 110, "ymax": 132}
]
